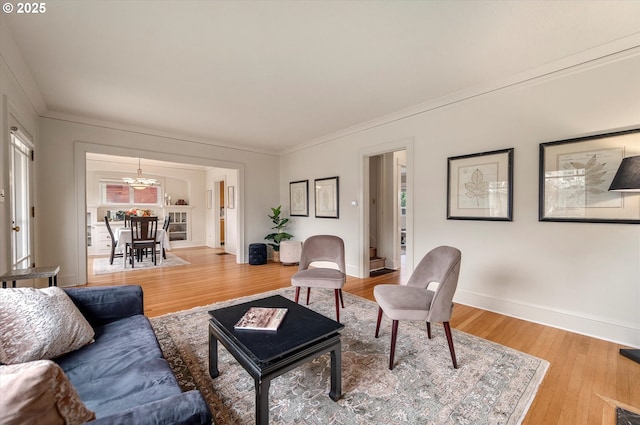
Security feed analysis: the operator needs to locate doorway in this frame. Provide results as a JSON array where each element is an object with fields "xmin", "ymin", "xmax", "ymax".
[
  {"xmin": 9, "ymin": 125, "xmax": 34, "ymax": 270},
  {"xmin": 368, "ymin": 150, "xmax": 406, "ymax": 275},
  {"xmin": 360, "ymin": 139, "xmax": 413, "ymax": 279},
  {"xmin": 216, "ymin": 179, "xmax": 225, "ymax": 247},
  {"xmin": 80, "ymin": 150, "xmax": 242, "ymax": 282}
]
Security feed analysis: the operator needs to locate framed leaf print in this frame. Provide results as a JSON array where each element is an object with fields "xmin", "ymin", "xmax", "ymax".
[
  {"xmin": 289, "ymin": 180, "xmax": 309, "ymax": 217},
  {"xmin": 447, "ymin": 148, "xmax": 514, "ymax": 221},
  {"xmin": 539, "ymin": 129, "xmax": 640, "ymax": 223}
]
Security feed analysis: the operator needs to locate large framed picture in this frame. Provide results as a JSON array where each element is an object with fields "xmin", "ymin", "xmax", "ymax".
[
  {"xmin": 289, "ymin": 180, "xmax": 309, "ymax": 217},
  {"xmin": 539, "ymin": 129, "xmax": 640, "ymax": 223},
  {"xmin": 447, "ymin": 148, "xmax": 514, "ymax": 221},
  {"xmin": 315, "ymin": 176, "xmax": 339, "ymax": 219}
]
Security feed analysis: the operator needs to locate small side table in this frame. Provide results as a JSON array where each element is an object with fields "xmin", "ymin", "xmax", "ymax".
[{"xmin": 1, "ymin": 266, "xmax": 60, "ymax": 289}]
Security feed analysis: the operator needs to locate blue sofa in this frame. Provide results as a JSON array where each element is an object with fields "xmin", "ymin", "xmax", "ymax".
[{"xmin": 56, "ymin": 285, "xmax": 212, "ymax": 425}]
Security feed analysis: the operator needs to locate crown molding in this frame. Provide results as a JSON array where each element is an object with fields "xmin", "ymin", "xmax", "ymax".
[
  {"xmin": 282, "ymin": 33, "xmax": 640, "ymax": 156},
  {"xmin": 41, "ymin": 111, "xmax": 279, "ymax": 157}
]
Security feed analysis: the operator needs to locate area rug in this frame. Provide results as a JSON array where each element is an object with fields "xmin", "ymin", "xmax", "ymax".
[
  {"xmin": 151, "ymin": 288, "xmax": 549, "ymax": 425},
  {"xmin": 92, "ymin": 253, "xmax": 190, "ymax": 275}
]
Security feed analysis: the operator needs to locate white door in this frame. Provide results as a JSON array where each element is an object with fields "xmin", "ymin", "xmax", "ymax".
[{"xmin": 10, "ymin": 127, "xmax": 34, "ymax": 270}]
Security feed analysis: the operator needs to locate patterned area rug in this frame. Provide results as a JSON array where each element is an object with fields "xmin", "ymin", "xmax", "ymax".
[
  {"xmin": 92, "ymin": 253, "xmax": 190, "ymax": 275},
  {"xmin": 151, "ymin": 288, "xmax": 549, "ymax": 425}
]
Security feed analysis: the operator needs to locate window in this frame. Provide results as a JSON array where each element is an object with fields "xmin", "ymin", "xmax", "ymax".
[
  {"xmin": 100, "ymin": 181, "xmax": 161, "ymax": 205},
  {"xmin": 105, "ymin": 183, "xmax": 130, "ymax": 203},
  {"xmin": 133, "ymin": 186, "xmax": 159, "ymax": 203}
]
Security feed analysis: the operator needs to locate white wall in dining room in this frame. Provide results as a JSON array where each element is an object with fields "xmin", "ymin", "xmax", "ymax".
[{"xmin": 279, "ymin": 48, "xmax": 640, "ymax": 348}]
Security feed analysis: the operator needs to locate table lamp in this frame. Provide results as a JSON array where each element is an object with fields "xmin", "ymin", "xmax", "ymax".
[{"xmin": 609, "ymin": 155, "xmax": 640, "ymax": 364}]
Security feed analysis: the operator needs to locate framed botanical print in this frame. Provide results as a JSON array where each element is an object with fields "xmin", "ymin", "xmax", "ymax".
[
  {"xmin": 447, "ymin": 148, "xmax": 514, "ymax": 221},
  {"xmin": 314, "ymin": 176, "xmax": 339, "ymax": 219},
  {"xmin": 539, "ymin": 129, "xmax": 640, "ymax": 223},
  {"xmin": 289, "ymin": 180, "xmax": 309, "ymax": 217}
]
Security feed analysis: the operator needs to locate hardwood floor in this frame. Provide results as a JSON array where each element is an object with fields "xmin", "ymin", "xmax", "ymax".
[{"xmin": 87, "ymin": 246, "xmax": 639, "ymax": 425}]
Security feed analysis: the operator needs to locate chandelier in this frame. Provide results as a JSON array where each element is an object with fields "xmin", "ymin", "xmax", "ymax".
[{"xmin": 123, "ymin": 158, "xmax": 157, "ymax": 190}]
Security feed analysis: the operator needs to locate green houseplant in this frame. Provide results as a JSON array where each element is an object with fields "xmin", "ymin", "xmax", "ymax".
[{"xmin": 265, "ymin": 205, "xmax": 293, "ymax": 260}]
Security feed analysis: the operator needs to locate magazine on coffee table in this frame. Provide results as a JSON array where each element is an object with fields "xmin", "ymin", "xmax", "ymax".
[{"xmin": 234, "ymin": 307, "xmax": 288, "ymax": 331}]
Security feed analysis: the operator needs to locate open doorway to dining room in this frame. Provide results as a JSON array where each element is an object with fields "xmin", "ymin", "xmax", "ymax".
[{"xmin": 83, "ymin": 152, "xmax": 239, "ymax": 277}]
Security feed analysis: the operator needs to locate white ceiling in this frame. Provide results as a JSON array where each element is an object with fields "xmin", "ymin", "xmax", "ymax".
[{"xmin": 5, "ymin": 1, "xmax": 640, "ymax": 154}]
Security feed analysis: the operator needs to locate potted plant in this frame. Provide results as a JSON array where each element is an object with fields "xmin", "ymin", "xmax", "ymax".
[{"xmin": 265, "ymin": 205, "xmax": 293, "ymax": 262}]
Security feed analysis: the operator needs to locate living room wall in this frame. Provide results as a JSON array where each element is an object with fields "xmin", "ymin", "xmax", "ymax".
[{"xmin": 279, "ymin": 50, "xmax": 640, "ymax": 347}]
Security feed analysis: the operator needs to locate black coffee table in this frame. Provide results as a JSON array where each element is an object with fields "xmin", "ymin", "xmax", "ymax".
[{"xmin": 208, "ymin": 294, "xmax": 344, "ymax": 425}]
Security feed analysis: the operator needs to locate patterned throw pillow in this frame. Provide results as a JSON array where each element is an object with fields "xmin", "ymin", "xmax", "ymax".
[
  {"xmin": 0, "ymin": 360, "xmax": 96, "ymax": 425},
  {"xmin": 0, "ymin": 287, "xmax": 95, "ymax": 364}
]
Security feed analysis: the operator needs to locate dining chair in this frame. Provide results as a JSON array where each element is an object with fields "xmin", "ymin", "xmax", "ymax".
[
  {"xmin": 290, "ymin": 235, "xmax": 346, "ymax": 322},
  {"xmin": 104, "ymin": 216, "xmax": 122, "ymax": 265},
  {"xmin": 374, "ymin": 246, "xmax": 462, "ymax": 370},
  {"xmin": 126, "ymin": 216, "xmax": 159, "ymax": 267}
]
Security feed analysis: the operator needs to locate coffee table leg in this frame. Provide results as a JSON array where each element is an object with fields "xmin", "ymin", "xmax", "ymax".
[
  {"xmin": 208, "ymin": 330, "xmax": 220, "ymax": 378},
  {"xmin": 255, "ymin": 378, "xmax": 270, "ymax": 425},
  {"xmin": 329, "ymin": 341, "xmax": 342, "ymax": 401}
]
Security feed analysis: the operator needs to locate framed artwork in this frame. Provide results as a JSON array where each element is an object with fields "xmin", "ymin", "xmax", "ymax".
[
  {"xmin": 315, "ymin": 176, "xmax": 339, "ymax": 219},
  {"xmin": 447, "ymin": 148, "xmax": 514, "ymax": 221},
  {"xmin": 289, "ymin": 180, "xmax": 309, "ymax": 217},
  {"xmin": 227, "ymin": 186, "xmax": 235, "ymax": 209},
  {"xmin": 539, "ymin": 129, "xmax": 640, "ymax": 223}
]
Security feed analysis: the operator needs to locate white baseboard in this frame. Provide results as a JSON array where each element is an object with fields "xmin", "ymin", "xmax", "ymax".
[{"xmin": 455, "ymin": 289, "xmax": 640, "ymax": 349}]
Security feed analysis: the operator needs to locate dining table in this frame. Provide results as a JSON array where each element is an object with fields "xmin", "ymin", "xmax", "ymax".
[{"xmin": 115, "ymin": 227, "xmax": 170, "ymax": 268}]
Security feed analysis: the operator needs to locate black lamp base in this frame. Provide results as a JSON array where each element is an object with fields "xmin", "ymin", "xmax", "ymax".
[{"xmin": 620, "ymin": 348, "xmax": 640, "ymax": 364}]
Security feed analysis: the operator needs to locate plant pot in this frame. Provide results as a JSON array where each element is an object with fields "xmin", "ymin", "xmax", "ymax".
[
  {"xmin": 272, "ymin": 250, "xmax": 280, "ymax": 263},
  {"xmin": 280, "ymin": 240, "xmax": 302, "ymax": 265}
]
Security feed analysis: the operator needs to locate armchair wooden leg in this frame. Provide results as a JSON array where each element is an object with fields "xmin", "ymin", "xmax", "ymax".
[
  {"xmin": 443, "ymin": 322, "xmax": 458, "ymax": 369},
  {"xmin": 334, "ymin": 289, "xmax": 341, "ymax": 323},
  {"xmin": 338, "ymin": 289, "xmax": 345, "ymax": 308},
  {"xmin": 306, "ymin": 287, "xmax": 311, "ymax": 305},
  {"xmin": 389, "ymin": 320, "xmax": 399, "ymax": 370},
  {"xmin": 294, "ymin": 287, "xmax": 300, "ymax": 303},
  {"xmin": 426, "ymin": 322, "xmax": 432, "ymax": 339},
  {"xmin": 375, "ymin": 307, "xmax": 383, "ymax": 338}
]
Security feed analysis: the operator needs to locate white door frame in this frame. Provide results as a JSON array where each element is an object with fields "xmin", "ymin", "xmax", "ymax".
[
  {"xmin": 9, "ymin": 123, "xmax": 35, "ymax": 270},
  {"xmin": 214, "ymin": 178, "xmax": 226, "ymax": 248}
]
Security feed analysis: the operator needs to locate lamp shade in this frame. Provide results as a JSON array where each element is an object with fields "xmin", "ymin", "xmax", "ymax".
[
  {"xmin": 123, "ymin": 158, "xmax": 156, "ymax": 190},
  {"xmin": 608, "ymin": 155, "xmax": 640, "ymax": 192}
]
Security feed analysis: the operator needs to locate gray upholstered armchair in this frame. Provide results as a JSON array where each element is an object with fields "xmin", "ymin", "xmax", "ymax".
[
  {"xmin": 291, "ymin": 235, "xmax": 346, "ymax": 322},
  {"xmin": 374, "ymin": 245, "xmax": 462, "ymax": 370}
]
